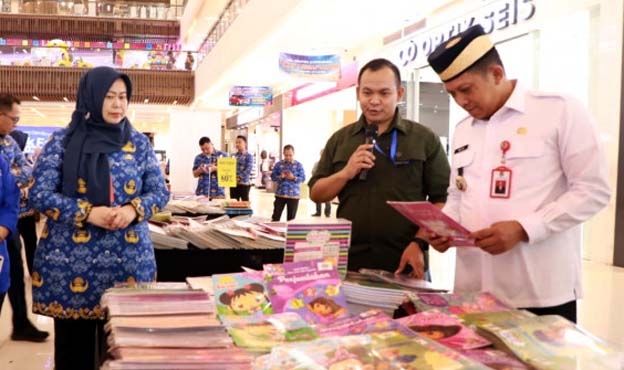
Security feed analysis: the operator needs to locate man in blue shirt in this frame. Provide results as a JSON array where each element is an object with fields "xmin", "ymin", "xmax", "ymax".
[
  {"xmin": 0, "ymin": 94, "xmax": 48, "ymax": 342},
  {"xmin": 271, "ymin": 145, "xmax": 305, "ymax": 221},
  {"xmin": 231, "ymin": 135, "xmax": 254, "ymax": 201},
  {"xmin": 0, "ymin": 154, "xmax": 19, "ymax": 317}
]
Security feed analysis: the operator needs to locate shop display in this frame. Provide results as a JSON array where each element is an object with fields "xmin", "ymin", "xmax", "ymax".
[
  {"xmin": 315, "ymin": 309, "xmax": 402, "ymax": 337},
  {"xmin": 358, "ymin": 268, "xmax": 447, "ymax": 292}
]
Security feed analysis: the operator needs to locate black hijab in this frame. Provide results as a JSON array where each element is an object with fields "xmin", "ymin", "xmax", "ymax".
[{"xmin": 62, "ymin": 67, "xmax": 133, "ymax": 206}]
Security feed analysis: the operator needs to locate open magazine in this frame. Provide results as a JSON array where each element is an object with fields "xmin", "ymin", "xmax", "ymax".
[{"xmin": 387, "ymin": 201, "xmax": 475, "ymax": 246}]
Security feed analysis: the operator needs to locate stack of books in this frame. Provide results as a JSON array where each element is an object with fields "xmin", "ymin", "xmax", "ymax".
[{"xmin": 100, "ymin": 283, "xmax": 252, "ymax": 369}]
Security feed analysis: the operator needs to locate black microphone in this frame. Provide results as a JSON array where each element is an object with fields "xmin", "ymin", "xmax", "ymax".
[{"xmin": 359, "ymin": 124, "xmax": 378, "ymax": 181}]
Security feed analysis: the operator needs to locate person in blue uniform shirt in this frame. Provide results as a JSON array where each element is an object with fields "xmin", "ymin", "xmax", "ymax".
[
  {"xmin": 30, "ymin": 67, "xmax": 170, "ymax": 370},
  {"xmin": 0, "ymin": 154, "xmax": 20, "ymax": 318},
  {"xmin": 0, "ymin": 94, "xmax": 48, "ymax": 342},
  {"xmin": 192, "ymin": 136, "xmax": 227, "ymax": 199},
  {"xmin": 271, "ymin": 144, "xmax": 305, "ymax": 221},
  {"xmin": 9, "ymin": 129, "xmax": 39, "ymax": 275},
  {"xmin": 231, "ymin": 135, "xmax": 254, "ymax": 201}
]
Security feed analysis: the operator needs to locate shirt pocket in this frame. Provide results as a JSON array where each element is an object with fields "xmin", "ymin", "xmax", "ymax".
[
  {"xmin": 505, "ymin": 139, "xmax": 544, "ymax": 161},
  {"xmin": 453, "ymin": 147, "xmax": 475, "ymax": 169},
  {"xmin": 391, "ymin": 147, "xmax": 427, "ymax": 185},
  {"xmin": 331, "ymin": 147, "xmax": 354, "ymax": 174}
]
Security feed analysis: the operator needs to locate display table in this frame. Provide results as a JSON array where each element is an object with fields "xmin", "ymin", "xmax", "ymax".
[{"xmin": 154, "ymin": 247, "xmax": 283, "ymax": 282}]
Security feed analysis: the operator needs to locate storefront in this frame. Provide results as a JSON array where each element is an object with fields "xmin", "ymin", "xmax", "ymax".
[{"xmin": 376, "ymin": 0, "xmax": 622, "ymax": 267}]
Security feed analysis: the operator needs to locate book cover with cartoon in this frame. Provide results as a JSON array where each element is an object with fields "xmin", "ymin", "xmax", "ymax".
[
  {"xmin": 224, "ymin": 312, "xmax": 318, "ymax": 352},
  {"xmin": 212, "ymin": 271, "xmax": 272, "ymax": 316},
  {"xmin": 459, "ymin": 348, "xmax": 530, "ymax": 370},
  {"xmin": 370, "ymin": 330, "xmax": 490, "ymax": 370},
  {"xmin": 477, "ymin": 315, "xmax": 624, "ymax": 370},
  {"xmin": 408, "ymin": 291, "xmax": 512, "ymax": 315},
  {"xmin": 253, "ymin": 335, "xmax": 380, "ymax": 369},
  {"xmin": 316, "ymin": 309, "xmax": 402, "ymax": 337},
  {"xmin": 264, "ymin": 259, "xmax": 349, "ymax": 325},
  {"xmin": 396, "ymin": 309, "xmax": 491, "ymax": 350}
]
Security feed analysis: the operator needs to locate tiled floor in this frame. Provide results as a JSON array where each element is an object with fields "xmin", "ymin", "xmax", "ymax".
[{"xmin": 1, "ymin": 187, "xmax": 622, "ymax": 368}]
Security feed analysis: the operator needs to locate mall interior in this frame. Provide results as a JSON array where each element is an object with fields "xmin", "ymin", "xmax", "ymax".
[{"xmin": 0, "ymin": 0, "xmax": 623, "ymax": 368}]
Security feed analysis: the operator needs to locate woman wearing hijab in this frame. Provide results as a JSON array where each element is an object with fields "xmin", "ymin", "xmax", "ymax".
[{"xmin": 29, "ymin": 67, "xmax": 170, "ymax": 370}]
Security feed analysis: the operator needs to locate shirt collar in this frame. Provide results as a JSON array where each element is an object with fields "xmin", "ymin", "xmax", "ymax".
[
  {"xmin": 349, "ymin": 109, "xmax": 408, "ymax": 136},
  {"xmin": 470, "ymin": 80, "xmax": 526, "ymax": 125}
]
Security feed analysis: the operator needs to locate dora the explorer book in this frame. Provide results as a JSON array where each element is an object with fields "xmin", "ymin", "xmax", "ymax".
[{"xmin": 264, "ymin": 259, "xmax": 349, "ymax": 325}]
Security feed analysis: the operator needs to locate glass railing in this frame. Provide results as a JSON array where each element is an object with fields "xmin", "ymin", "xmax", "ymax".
[{"xmin": 0, "ymin": 0, "xmax": 186, "ymax": 20}]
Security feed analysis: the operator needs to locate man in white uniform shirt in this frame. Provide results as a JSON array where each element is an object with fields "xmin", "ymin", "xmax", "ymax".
[{"xmin": 426, "ymin": 25, "xmax": 610, "ymax": 323}]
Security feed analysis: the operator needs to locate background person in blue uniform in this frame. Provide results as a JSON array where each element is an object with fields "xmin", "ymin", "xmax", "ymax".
[
  {"xmin": 30, "ymin": 67, "xmax": 170, "ymax": 370},
  {"xmin": 192, "ymin": 136, "xmax": 227, "ymax": 199},
  {"xmin": 271, "ymin": 144, "xmax": 305, "ymax": 221},
  {"xmin": 9, "ymin": 129, "xmax": 39, "ymax": 275},
  {"xmin": 0, "ymin": 155, "xmax": 19, "ymax": 317},
  {"xmin": 231, "ymin": 135, "xmax": 254, "ymax": 201},
  {"xmin": 0, "ymin": 94, "xmax": 48, "ymax": 342}
]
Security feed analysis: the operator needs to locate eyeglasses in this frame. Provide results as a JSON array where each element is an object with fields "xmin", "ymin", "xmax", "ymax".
[{"xmin": 0, "ymin": 112, "xmax": 20, "ymax": 124}]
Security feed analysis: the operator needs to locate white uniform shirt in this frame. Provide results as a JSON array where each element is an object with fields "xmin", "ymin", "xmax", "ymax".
[{"xmin": 443, "ymin": 82, "xmax": 610, "ymax": 308}]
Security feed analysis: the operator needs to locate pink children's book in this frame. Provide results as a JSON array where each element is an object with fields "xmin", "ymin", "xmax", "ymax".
[
  {"xmin": 395, "ymin": 309, "xmax": 491, "ymax": 351},
  {"xmin": 387, "ymin": 201, "xmax": 475, "ymax": 246}
]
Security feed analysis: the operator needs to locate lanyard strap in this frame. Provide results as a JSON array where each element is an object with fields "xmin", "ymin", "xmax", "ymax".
[{"xmin": 373, "ymin": 129, "xmax": 398, "ymax": 165}]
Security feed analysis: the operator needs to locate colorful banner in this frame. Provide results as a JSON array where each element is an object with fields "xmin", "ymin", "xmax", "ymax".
[
  {"xmin": 0, "ymin": 38, "xmax": 181, "ymax": 52},
  {"xmin": 18, "ymin": 126, "xmax": 58, "ymax": 155},
  {"xmin": 228, "ymin": 86, "xmax": 273, "ymax": 107},
  {"xmin": 217, "ymin": 157, "xmax": 237, "ymax": 187},
  {"xmin": 278, "ymin": 52, "xmax": 341, "ymax": 81}
]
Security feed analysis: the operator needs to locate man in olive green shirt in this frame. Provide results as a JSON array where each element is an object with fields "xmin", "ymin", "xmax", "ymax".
[{"xmin": 309, "ymin": 58, "xmax": 450, "ymax": 278}]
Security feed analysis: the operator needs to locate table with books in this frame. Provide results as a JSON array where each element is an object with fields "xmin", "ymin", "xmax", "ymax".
[
  {"xmin": 98, "ymin": 261, "xmax": 623, "ymax": 370},
  {"xmin": 150, "ymin": 198, "xmax": 283, "ymax": 281},
  {"xmin": 109, "ymin": 204, "xmax": 624, "ymax": 369}
]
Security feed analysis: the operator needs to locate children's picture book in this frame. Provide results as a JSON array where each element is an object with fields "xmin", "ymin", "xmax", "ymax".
[
  {"xmin": 284, "ymin": 218, "xmax": 351, "ymax": 279},
  {"xmin": 476, "ymin": 315, "xmax": 624, "ymax": 370},
  {"xmin": 253, "ymin": 335, "xmax": 376, "ymax": 370},
  {"xmin": 387, "ymin": 201, "xmax": 475, "ymax": 246},
  {"xmin": 223, "ymin": 312, "xmax": 318, "ymax": 352},
  {"xmin": 459, "ymin": 309, "xmax": 536, "ymax": 329},
  {"xmin": 316, "ymin": 309, "xmax": 403, "ymax": 337},
  {"xmin": 358, "ymin": 268, "xmax": 448, "ymax": 292},
  {"xmin": 212, "ymin": 271, "xmax": 272, "ymax": 316},
  {"xmin": 408, "ymin": 291, "xmax": 513, "ymax": 315},
  {"xmin": 370, "ymin": 330, "xmax": 491, "ymax": 370},
  {"xmin": 264, "ymin": 259, "xmax": 350, "ymax": 324},
  {"xmin": 395, "ymin": 309, "xmax": 491, "ymax": 350},
  {"xmin": 458, "ymin": 348, "xmax": 530, "ymax": 370},
  {"xmin": 255, "ymin": 331, "xmax": 491, "ymax": 370}
]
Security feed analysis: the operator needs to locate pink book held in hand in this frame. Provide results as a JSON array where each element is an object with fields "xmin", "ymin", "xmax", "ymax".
[{"xmin": 387, "ymin": 201, "xmax": 475, "ymax": 246}]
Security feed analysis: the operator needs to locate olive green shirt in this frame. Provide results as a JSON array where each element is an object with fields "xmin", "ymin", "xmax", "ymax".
[{"xmin": 308, "ymin": 112, "xmax": 450, "ymax": 272}]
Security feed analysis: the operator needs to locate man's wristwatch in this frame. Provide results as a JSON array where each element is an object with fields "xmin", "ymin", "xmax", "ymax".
[{"xmin": 412, "ymin": 237, "xmax": 429, "ymax": 251}]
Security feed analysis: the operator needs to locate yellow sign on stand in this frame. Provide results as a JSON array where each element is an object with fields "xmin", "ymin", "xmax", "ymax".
[{"xmin": 217, "ymin": 157, "xmax": 237, "ymax": 187}]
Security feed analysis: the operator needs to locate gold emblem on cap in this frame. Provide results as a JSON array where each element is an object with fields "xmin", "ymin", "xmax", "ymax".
[
  {"xmin": 517, "ymin": 127, "xmax": 527, "ymax": 135},
  {"xmin": 446, "ymin": 37, "xmax": 461, "ymax": 49}
]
